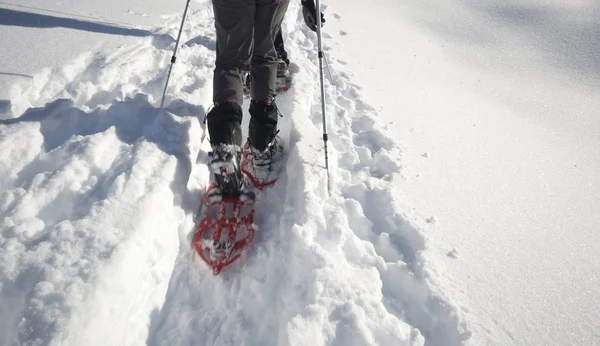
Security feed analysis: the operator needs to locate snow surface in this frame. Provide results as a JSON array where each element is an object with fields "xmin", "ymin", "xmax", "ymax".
[
  {"xmin": 1, "ymin": 0, "xmax": 599, "ymax": 345},
  {"xmin": 322, "ymin": 0, "xmax": 600, "ymax": 344}
]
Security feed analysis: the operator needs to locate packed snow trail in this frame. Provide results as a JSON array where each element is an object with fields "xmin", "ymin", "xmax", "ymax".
[
  {"xmin": 0, "ymin": 2, "xmax": 468, "ymax": 345},
  {"xmin": 150, "ymin": 4, "xmax": 469, "ymax": 345}
]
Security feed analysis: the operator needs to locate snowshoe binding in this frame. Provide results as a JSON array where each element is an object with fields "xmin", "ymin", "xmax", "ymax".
[{"xmin": 208, "ymin": 143, "xmax": 244, "ymax": 197}]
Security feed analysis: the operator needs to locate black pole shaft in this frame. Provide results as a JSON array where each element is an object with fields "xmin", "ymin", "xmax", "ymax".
[
  {"xmin": 315, "ymin": 0, "xmax": 330, "ymax": 195},
  {"xmin": 160, "ymin": 0, "xmax": 191, "ymax": 109}
]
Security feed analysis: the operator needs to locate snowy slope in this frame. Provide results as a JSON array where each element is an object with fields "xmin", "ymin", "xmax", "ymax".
[
  {"xmin": 1, "ymin": 1, "xmax": 469, "ymax": 345},
  {"xmin": 323, "ymin": 0, "xmax": 600, "ymax": 345},
  {"xmin": 0, "ymin": 0, "xmax": 176, "ymax": 108}
]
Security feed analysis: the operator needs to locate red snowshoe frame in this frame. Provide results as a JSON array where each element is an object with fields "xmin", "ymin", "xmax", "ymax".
[{"xmin": 192, "ymin": 185, "xmax": 256, "ymax": 275}]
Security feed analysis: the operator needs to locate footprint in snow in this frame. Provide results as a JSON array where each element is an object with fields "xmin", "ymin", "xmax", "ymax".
[{"xmin": 447, "ymin": 248, "xmax": 460, "ymax": 259}]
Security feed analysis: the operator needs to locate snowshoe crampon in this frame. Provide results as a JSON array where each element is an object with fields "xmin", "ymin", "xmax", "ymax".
[{"xmin": 192, "ymin": 184, "xmax": 257, "ymax": 275}]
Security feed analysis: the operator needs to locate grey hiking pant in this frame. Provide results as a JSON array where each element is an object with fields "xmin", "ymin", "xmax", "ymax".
[{"xmin": 212, "ymin": 0, "xmax": 290, "ymax": 107}]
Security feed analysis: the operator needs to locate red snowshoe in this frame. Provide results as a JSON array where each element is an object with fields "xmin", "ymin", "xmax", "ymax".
[{"xmin": 192, "ymin": 184, "xmax": 257, "ymax": 275}]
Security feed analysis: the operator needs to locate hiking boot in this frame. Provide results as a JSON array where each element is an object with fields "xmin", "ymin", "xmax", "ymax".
[
  {"xmin": 209, "ymin": 143, "xmax": 244, "ymax": 196},
  {"xmin": 241, "ymin": 138, "xmax": 283, "ymax": 189}
]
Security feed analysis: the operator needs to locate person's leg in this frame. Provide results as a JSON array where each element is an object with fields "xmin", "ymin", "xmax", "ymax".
[
  {"xmin": 209, "ymin": 0, "xmax": 255, "ymax": 147},
  {"xmin": 249, "ymin": 0, "xmax": 289, "ymax": 101},
  {"xmin": 208, "ymin": 0, "xmax": 257, "ymax": 194},
  {"xmin": 248, "ymin": 0, "xmax": 290, "ymax": 150}
]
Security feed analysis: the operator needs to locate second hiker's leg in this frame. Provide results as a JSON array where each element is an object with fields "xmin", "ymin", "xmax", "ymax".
[{"xmin": 248, "ymin": 0, "xmax": 290, "ymax": 150}]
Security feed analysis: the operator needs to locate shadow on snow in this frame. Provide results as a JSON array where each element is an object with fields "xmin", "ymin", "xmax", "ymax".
[{"xmin": 0, "ymin": 8, "xmax": 153, "ymax": 37}]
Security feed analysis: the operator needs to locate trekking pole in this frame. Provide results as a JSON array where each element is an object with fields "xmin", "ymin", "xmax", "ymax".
[
  {"xmin": 315, "ymin": 0, "xmax": 331, "ymax": 196},
  {"xmin": 160, "ymin": 0, "xmax": 191, "ymax": 109}
]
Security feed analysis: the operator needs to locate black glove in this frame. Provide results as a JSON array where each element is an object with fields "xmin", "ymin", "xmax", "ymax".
[{"xmin": 301, "ymin": 0, "xmax": 325, "ymax": 32}]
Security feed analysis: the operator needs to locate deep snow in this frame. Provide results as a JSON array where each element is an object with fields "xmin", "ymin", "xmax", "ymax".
[
  {"xmin": 323, "ymin": 0, "xmax": 600, "ymax": 344},
  {"xmin": 1, "ymin": 0, "xmax": 599, "ymax": 345}
]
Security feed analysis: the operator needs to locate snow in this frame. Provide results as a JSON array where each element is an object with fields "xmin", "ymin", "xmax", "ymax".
[
  {"xmin": 1, "ymin": 0, "xmax": 599, "ymax": 345},
  {"xmin": 0, "ymin": 0, "xmax": 176, "ymax": 110},
  {"xmin": 323, "ymin": 0, "xmax": 600, "ymax": 344}
]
